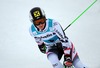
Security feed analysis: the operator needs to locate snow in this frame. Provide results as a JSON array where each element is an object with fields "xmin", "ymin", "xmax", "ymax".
[{"xmin": 0, "ymin": 0, "xmax": 100, "ymax": 68}]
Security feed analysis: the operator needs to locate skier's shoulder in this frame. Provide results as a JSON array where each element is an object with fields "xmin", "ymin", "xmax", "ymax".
[
  {"xmin": 29, "ymin": 24, "xmax": 37, "ymax": 36},
  {"xmin": 46, "ymin": 18, "xmax": 60, "ymax": 26},
  {"xmin": 30, "ymin": 24, "xmax": 36, "ymax": 32},
  {"xmin": 46, "ymin": 18, "xmax": 58, "ymax": 23}
]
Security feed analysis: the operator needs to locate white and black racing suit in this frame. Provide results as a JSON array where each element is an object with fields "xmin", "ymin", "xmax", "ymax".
[{"xmin": 29, "ymin": 18, "xmax": 86, "ymax": 68}]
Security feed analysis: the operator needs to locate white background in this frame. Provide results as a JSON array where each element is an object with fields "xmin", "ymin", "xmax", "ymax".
[{"xmin": 0, "ymin": 0, "xmax": 100, "ymax": 68}]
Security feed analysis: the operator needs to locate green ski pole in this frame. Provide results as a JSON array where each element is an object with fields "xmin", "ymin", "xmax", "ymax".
[{"xmin": 64, "ymin": 0, "xmax": 97, "ymax": 31}]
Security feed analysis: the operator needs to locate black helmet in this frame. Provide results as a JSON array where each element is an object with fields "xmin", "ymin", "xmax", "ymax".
[{"xmin": 29, "ymin": 7, "xmax": 46, "ymax": 22}]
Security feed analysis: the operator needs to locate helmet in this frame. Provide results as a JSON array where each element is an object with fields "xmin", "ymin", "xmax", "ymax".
[{"xmin": 29, "ymin": 7, "xmax": 46, "ymax": 23}]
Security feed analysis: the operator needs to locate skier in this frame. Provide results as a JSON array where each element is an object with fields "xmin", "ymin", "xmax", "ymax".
[{"xmin": 29, "ymin": 7, "xmax": 86, "ymax": 68}]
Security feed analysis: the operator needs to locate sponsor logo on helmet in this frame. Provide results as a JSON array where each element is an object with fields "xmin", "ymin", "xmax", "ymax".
[{"xmin": 33, "ymin": 11, "xmax": 40, "ymax": 17}]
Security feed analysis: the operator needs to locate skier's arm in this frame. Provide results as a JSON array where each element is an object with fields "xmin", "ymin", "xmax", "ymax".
[
  {"xmin": 53, "ymin": 21, "xmax": 71, "ymax": 48},
  {"xmin": 34, "ymin": 37, "xmax": 46, "ymax": 54}
]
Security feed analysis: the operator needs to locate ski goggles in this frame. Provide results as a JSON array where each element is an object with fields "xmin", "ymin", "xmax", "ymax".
[{"xmin": 34, "ymin": 18, "xmax": 45, "ymax": 26}]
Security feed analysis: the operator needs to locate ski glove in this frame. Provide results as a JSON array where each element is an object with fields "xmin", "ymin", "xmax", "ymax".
[{"xmin": 38, "ymin": 43, "xmax": 46, "ymax": 54}]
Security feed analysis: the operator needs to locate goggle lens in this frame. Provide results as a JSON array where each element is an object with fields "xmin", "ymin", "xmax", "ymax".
[{"xmin": 34, "ymin": 18, "xmax": 45, "ymax": 26}]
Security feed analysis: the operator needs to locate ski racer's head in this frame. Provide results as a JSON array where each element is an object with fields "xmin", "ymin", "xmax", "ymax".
[{"xmin": 29, "ymin": 7, "xmax": 46, "ymax": 30}]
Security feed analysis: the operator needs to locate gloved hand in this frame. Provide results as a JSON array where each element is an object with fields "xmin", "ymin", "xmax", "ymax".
[
  {"xmin": 38, "ymin": 43, "xmax": 46, "ymax": 54},
  {"xmin": 40, "ymin": 45, "xmax": 46, "ymax": 53},
  {"xmin": 63, "ymin": 56, "xmax": 73, "ymax": 68}
]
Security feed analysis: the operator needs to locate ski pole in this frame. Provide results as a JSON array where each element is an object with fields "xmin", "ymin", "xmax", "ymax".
[{"xmin": 64, "ymin": 0, "xmax": 97, "ymax": 31}]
